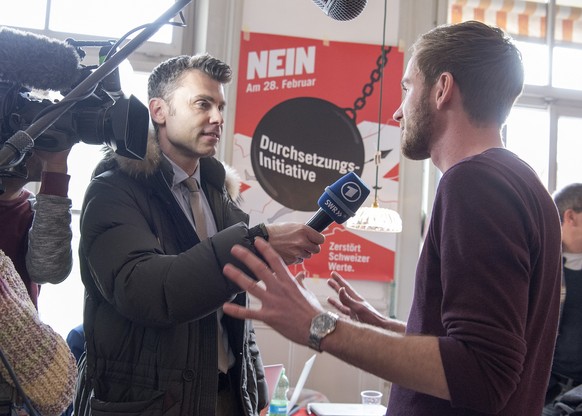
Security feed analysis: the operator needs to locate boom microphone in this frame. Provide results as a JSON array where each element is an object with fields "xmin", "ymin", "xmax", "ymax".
[
  {"xmin": 311, "ymin": 0, "xmax": 368, "ymax": 21},
  {"xmin": 0, "ymin": 26, "xmax": 81, "ymax": 91},
  {"xmin": 306, "ymin": 172, "xmax": 370, "ymax": 232}
]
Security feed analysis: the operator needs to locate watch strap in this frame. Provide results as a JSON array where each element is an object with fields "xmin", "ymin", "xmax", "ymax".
[{"xmin": 308, "ymin": 332, "xmax": 323, "ymax": 352}]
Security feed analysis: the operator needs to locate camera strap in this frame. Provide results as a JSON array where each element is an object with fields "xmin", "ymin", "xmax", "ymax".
[{"xmin": 0, "ymin": 378, "xmax": 29, "ymax": 416}]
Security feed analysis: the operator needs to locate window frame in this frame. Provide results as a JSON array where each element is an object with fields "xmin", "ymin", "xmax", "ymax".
[
  {"xmin": 0, "ymin": 0, "xmax": 195, "ymax": 73},
  {"xmin": 444, "ymin": 0, "xmax": 582, "ymax": 195}
]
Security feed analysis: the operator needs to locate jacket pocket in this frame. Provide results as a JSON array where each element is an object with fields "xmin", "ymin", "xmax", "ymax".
[{"xmin": 90, "ymin": 391, "xmax": 165, "ymax": 416}]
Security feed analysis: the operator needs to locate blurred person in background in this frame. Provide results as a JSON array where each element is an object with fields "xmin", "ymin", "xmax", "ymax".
[{"xmin": 543, "ymin": 183, "xmax": 582, "ymax": 415}]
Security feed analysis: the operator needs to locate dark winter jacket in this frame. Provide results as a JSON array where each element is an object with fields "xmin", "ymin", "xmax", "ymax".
[{"xmin": 78, "ymin": 137, "xmax": 269, "ymax": 416}]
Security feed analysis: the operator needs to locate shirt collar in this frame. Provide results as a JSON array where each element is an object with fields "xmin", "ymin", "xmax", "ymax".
[
  {"xmin": 163, "ymin": 154, "xmax": 201, "ymax": 187},
  {"xmin": 564, "ymin": 252, "xmax": 582, "ymax": 271}
]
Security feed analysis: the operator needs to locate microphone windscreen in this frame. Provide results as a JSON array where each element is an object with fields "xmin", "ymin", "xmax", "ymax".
[
  {"xmin": 317, "ymin": 171, "xmax": 370, "ymax": 224},
  {"xmin": 0, "ymin": 26, "xmax": 81, "ymax": 91},
  {"xmin": 312, "ymin": 0, "xmax": 368, "ymax": 21}
]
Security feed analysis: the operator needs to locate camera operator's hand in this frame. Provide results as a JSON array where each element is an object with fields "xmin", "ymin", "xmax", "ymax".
[{"xmin": 34, "ymin": 148, "xmax": 71, "ymax": 174}]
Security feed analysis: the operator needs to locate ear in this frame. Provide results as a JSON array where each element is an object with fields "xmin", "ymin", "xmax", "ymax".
[
  {"xmin": 434, "ymin": 72, "xmax": 454, "ymax": 110},
  {"xmin": 564, "ymin": 208, "xmax": 578, "ymax": 225},
  {"xmin": 149, "ymin": 97, "xmax": 167, "ymax": 126}
]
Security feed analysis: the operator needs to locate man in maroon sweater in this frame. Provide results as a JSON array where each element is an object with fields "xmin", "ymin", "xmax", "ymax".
[{"xmin": 220, "ymin": 21, "xmax": 562, "ymax": 415}]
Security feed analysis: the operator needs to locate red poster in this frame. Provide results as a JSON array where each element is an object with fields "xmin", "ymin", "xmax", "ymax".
[{"xmin": 232, "ymin": 32, "xmax": 403, "ymax": 282}]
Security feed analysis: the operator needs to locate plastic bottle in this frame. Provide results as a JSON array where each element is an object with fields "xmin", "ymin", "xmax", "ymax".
[{"xmin": 269, "ymin": 368, "xmax": 289, "ymax": 416}]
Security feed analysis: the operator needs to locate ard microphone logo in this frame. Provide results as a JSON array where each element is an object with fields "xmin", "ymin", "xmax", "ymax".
[{"xmin": 341, "ymin": 181, "xmax": 364, "ymax": 203}]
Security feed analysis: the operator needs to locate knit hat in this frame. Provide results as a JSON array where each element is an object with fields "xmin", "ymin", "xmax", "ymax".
[{"xmin": 0, "ymin": 250, "xmax": 77, "ymax": 416}]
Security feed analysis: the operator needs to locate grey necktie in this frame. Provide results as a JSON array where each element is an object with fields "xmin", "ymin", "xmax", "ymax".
[
  {"xmin": 183, "ymin": 177, "xmax": 230, "ymax": 373},
  {"xmin": 183, "ymin": 177, "xmax": 208, "ymax": 240}
]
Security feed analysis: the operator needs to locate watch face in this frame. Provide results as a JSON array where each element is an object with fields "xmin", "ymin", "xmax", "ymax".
[
  {"xmin": 312, "ymin": 312, "xmax": 338, "ymax": 335},
  {"xmin": 309, "ymin": 312, "xmax": 338, "ymax": 352},
  {"xmin": 313, "ymin": 314, "xmax": 334, "ymax": 333}
]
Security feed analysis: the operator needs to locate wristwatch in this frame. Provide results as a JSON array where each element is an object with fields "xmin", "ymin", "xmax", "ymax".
[{"xmin": 308, "ymin": 311, "xmax": 339, "ymax": 352}]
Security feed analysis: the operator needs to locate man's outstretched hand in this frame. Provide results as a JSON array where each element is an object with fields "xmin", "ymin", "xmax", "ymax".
[
  {"xmin": 222, "ymin": 238, "xmax": 324, "ymax": 347},
  {"xmin": 327, "ymin": 272, "xmax": 406, "ymax": 333}
]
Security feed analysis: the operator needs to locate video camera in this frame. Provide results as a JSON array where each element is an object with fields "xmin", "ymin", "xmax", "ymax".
[
  {"xmin": 0, "ymin": 0, "xmax": 191, "ymax": 176},
  {"xmin": 0, "ymin": 40, "xmax": 149, "ymax": 162}
]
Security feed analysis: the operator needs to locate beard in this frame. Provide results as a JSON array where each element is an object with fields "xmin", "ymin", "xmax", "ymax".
[{"xmin": 400, "ymin": 89, "xmax": 434, "ymax": 161}]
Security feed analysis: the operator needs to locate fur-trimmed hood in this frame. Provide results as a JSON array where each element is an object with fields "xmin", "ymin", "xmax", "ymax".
[{"xmin": 97, "ymin": 130, "xmax": 241, "ymax": 201}]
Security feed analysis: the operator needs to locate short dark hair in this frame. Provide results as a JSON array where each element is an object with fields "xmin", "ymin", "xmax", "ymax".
[
  {"xmin": 147, "ymin": 53, "xmax": 232, "ymax": 102},
  {"xmin": 553, "ymin": 183, "xmax": 582, "ymax": 223},
  {"xmin": 411, "ymin": 20, "xmax": 524, "ymax": 126}
]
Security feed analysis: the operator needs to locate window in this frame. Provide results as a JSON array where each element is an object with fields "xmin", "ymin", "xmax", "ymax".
[
  {"xmin": 448, "ymin": 0, "xmax": 582, "ymax": 194},
  {"xmin": 0, "ymin": 0, "xmax": 184, "ymax": 58},
  {"xmin": 50, "ymin": 0, "xmax": 174, "ymax": 45},
  {"xmin": 0, "ymin": 0, "xmax": 46, "ymax": 29},
  {"xmin": 556, "ymin": 114, "xmax": 582, "ymax": 190},
  {"xmin": 505, "ymin": 107, "xmax": 550, "ymax": 187}
]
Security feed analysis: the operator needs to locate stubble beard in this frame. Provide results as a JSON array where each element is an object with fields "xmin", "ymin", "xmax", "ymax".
[
  {"xmin": 169, "ymin": 132, "xmax": 218, "ymax": 160},
  {"xmin": 401, "ymin": 91, "xmax": 433, "ymax": 161}
]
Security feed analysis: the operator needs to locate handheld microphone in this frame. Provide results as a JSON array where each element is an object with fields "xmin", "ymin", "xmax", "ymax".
[
  {"xmin": 311, "ymin": 0, "xmax": 368, "ymax": 21},
  {"xmin": 0, "ymin": 26, "xmax": 81, "ymax": 91},
  {"xmin": 306, "ymin": 172, "xmax": 370, "ymax": 232}
]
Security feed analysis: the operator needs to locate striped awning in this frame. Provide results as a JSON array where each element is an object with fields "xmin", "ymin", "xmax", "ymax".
[{"xmin": 449, "ymin": 0, "xmax": 582, "ymax": 45}]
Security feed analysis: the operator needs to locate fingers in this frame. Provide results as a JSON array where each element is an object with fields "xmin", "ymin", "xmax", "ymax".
[
  {"xmin": 328, "ymin": 274, "xmax": 352, "ymax": 296},
  {"xmin": 229, "ymin": 243, "xmax": 278, "ymax": 284},
  {"xmin": 247, "ymin": 279, "xmax": 260, "ymax": 292},
  {"xmin": 285, "ymin": 256, "xmax": 304, "ymax": 265},
  {"xmin": 267, "ymin": 223, "xmax": 324, "ymax": 260},
  {"xmin": 304, "ymin": 244, "xmax": 321, "ymax": 256},
  {"xmin": 223, "ymin": 301, "xmax": 257, "ymax": 321},
  {"xmin": 304, "ymin": 225, "xmax": 325, "ymax": 244},
  {"xmin": 295, "ymin": 272, "xmax": 306, "ymax": 288},
  {"xmin": 253, "ymin": 238, "xmax": 291, "ymax": 278},
  {"xmin": 228, "ymin": 240, "xmax": 294, "ymax": 293},
  {"xmin": 223, "ymin": 263, "xmax": 263, "ymax": 295},
  {"xmin": 289, "ymin": 250, "xmax": 312, "ymax": 264},
  {"xmin": 330, "ymin": 271, "xmax": 351, "ymax": 287},
  {"xmin": 327, "ymin": 297, "xmax": 351, "ymax": 316},
  {"xmin": 327, "ymin": 278, "xmax": 341, "ymax": 294},
  {"xmin": 338, "ymin": 286, "xmax": 357, "ymax": 306},
  {"xmin": 330, "ymin": 271, "xmax": 363, "ymax": 301},
  {"xmin": 285, "ymin": 247, "xmax": 318, "ymax": 265}
]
